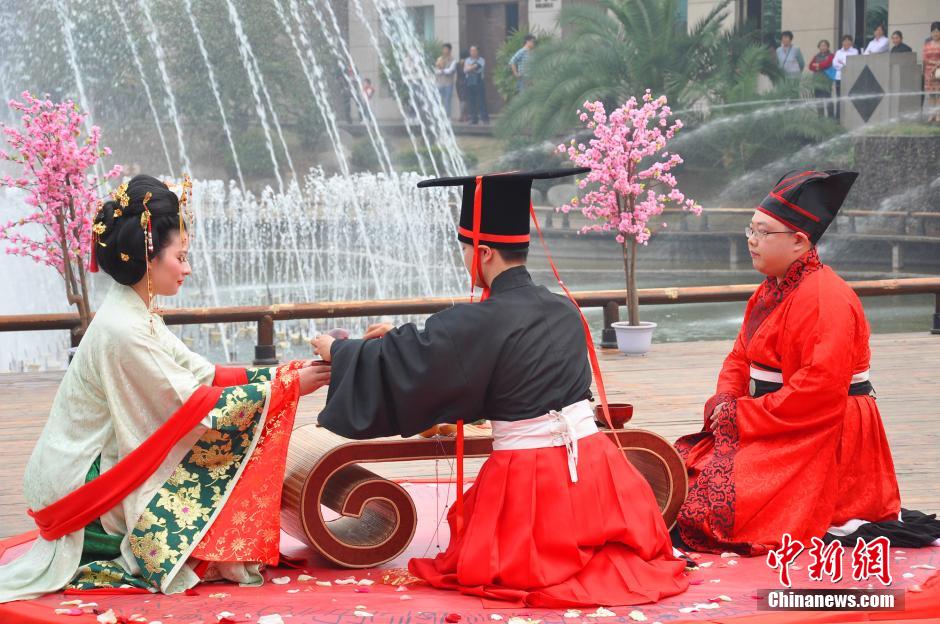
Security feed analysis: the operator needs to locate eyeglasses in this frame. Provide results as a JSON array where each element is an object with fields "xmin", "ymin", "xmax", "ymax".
[{"xmin": 745, "ymin": 226, "xmax": 795, "ymax": 240}]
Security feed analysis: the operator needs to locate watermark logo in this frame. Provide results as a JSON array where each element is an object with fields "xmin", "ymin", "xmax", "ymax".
[
  {"xmin": 761, "ymin": 534, "xmax": 900, "ymax": 611},
  {"xmin": 766, "ymin": 533, "xmax": 891, "ymax": 587}
]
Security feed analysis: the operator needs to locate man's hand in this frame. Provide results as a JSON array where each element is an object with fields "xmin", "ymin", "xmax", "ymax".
[
  {"xmin": 709, "ymin": 402, "xmax": 727, "ymax": 432},
  {"xmin": 362, "ymin": 322, "xmax": 394, "ymax": 340},
  {"xmin": 311, "ymin": 334, "xmax": 336, "ymax": 362},
  {"xmin": 298, "ymin": 363, "xmax": 330, "ymax": 396}
]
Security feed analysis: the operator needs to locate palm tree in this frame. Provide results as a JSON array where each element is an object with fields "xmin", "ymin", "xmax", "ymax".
[{"xmin": 496, "ymin": 0, "xmax": 768, "ymax": 141}]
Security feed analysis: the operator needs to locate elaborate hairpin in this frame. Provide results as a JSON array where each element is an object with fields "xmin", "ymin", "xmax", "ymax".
[
  {"xmin": 164, "ymin": 174, "xmax": 195, "ymax": 243},
  {"xmin": 111, "ymin": 182, "xmax": 130, "ymax": 209},
  {"xmin": 141, "ymin": 191, "xmax": 154, "ymax": 254}
]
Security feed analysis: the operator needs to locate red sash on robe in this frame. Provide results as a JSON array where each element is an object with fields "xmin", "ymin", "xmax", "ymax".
[
  {"xmin": 28, "ymin": 385, "xmax": 223, "ymax": 541},
  {"xmin": 213, "ymin": 365, "xmax": 249, "ymax": 386}
]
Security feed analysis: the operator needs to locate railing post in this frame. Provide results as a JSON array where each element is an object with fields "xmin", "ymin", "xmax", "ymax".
[
  {"xmin": 933, "ymin": 293, "xmax": 940, "ymax": 335},
  {"xmin": 729, "ymin": 236, "xmax": 740, "ymax": 268},
  {"xmin": 545, "ymin": 209, "xmax": 554, "ymax": 229},
  {"xmin": 254, "ymin": 314, "xmax": 278, "ymax": 365},
  {"xmin": 562, "ymin": 212, "xmax": 570, "ymax": 229},
  {"xmin": 891, "ymin": 242, "xmax": 902, "ymax": 272},
  {"xmin": 601, "ymin": 300, "xmax": 620, "ymax": 349}
]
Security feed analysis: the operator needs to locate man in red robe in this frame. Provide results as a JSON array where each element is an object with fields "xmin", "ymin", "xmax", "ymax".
[{"xmin": 673, "ymin": 170, "xmax": 937, "ymax": 556}]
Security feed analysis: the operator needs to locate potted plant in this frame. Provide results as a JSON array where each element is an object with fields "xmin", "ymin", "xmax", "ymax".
[
  {"xmin": 559, "ymin": 91, "xmax": 701, "ymax": 355},
  {"xmin": 0, "ymin": 92, "xmax": 122, "ymax": 352}
]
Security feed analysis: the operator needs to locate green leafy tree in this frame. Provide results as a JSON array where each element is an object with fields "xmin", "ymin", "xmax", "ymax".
[{"xmin": 496, "ymin": 0, "xmax": 767, "ymax": 141}]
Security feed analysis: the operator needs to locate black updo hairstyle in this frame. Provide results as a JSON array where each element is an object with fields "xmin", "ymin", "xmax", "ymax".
[{"xmin": 94, "ymin": 174, "xmax": 185, "ymax": 285}]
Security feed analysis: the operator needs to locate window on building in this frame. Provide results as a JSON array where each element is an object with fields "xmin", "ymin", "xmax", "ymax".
[
  {"xmin": 406, "ymin": 5, "xmax": 435, "ymax": 41},
  {"xmin": 741, "ymin": 0, "xmax": 781, "ymax": 47},
  {"xmin": 676, "ymin": 0, "xmax": 688, "ymax": 33},
  {"xmin": 862, "ymin": 0, "xmax": 887, "ymax": 45},
  {"xmin": 505, "ymin": 2, "xmax": 519, "ymax": 38},
  {"xmin": 841, "ymin": 0, "xmax": 888, "ymax": 50}
]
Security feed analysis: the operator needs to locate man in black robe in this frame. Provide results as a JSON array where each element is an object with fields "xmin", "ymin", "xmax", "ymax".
[
  {"xmin": 312, "ymin": 172, "xmax": 593, "ymax": 438},
  {"xmin": 310, "ymin": 169, "xmax": 689, "ymax": 608}
]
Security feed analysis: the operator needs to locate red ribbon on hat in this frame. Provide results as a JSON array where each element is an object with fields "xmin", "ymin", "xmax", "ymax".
[{"xmin": 454, "ymin": 176, "xmax": 488, "ymax": 536}]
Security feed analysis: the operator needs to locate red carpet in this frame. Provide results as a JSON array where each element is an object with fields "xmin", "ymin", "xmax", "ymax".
[{"xmin": 2, "ymin": 483, "xmax": 939, "ymax": 623}]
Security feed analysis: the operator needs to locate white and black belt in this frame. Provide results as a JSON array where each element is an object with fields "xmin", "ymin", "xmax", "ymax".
[{"xmin": 749, "ymin": 365, "xmax": 875, "ymax": 398}]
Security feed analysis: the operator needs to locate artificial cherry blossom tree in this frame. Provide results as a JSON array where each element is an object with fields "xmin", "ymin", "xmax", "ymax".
[
  {"xmin": 559, "ymin": 91, "xmax": 701, "ymax": 326},
  {"xmin": 0, "ymin": 92, "xmax": 122, "ymax": 337}
]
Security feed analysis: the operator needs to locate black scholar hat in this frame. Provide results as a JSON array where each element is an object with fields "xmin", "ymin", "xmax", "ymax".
[
  {"xmin": 757, "ymin": 169, "xmax": 858, "ymax": 244},
  {"xmin": 417, "ymin": 168, "xmax": 591, "ymax": 249}
]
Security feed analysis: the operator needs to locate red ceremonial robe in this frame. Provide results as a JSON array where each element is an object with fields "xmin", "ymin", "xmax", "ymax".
[{"xmin": 674, "ymin": 249, "xmax": 901, "ymax": 555}]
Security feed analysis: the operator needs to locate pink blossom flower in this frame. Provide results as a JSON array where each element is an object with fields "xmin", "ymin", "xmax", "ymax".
[
  {"xmin": 0, "ymin": 91, "xmax": 121, "ymax": 277},
  {"xmin": 556, "ymin": 92, "xmax": 700, "ymax": 244}
]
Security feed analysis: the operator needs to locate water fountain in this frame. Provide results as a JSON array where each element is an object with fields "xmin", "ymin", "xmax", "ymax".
[{"xmin": 0, "ymin": 0, "xmax": 469, "ymax": 370}]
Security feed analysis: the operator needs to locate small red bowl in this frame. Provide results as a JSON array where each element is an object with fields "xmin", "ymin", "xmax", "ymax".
[{"xmin": 595, "ymin": 403, "xmax": 634, "ymax": 428}]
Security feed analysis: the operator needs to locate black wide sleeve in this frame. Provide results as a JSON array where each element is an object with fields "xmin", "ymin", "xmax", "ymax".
[{"xmin": 317, "ymin": 310, "xmax": 491, "ymax": 439}]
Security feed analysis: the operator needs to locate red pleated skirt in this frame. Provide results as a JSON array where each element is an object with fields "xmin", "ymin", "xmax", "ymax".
[{"xmin": 408, "ymin": 432, "xmax": 690, "ymax": 608}]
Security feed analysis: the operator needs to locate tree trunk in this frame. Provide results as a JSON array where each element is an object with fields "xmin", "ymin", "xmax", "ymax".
[
  {"xmin": 54, "ymin": 186, "xmax": 91, "ymax": 342},
  {"xmin": 627, "ymin": 237, "xmax": 639, "ymax": 326},
  {"xmin": 66, "ymin": 186, "xmax": 91, "ymax": 337},
  {"xmin": 617, "ymin": 190, "xmax": 641, "ymax": 326}
]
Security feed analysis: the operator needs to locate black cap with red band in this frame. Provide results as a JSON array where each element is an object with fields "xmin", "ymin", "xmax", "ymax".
[
  {"xmin": 757, "ymin": 169, "xmax": 859, "ymax": 244},
  {"xmin": 417, "ymin": 168, "xmax": 591, "ymax": 249}
]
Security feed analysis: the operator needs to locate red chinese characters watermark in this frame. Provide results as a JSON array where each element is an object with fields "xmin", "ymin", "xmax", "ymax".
[
  {"xmin": 766, "ymin": 533, "xmax": 805, "ymax": 587},
  {"xmin": 807, "ymin": 537, "xmax": 845, "ymax": 582},
  {"xmin": 767, "ymin": 535, "xmax": 891, "ymax": 587},
  {"xmin": 852, "ymin": 536, "xmax": 892, "ymax": 585}
]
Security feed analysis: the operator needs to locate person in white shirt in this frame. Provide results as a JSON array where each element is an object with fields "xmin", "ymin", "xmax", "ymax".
[
  {"xmin": 833, "ymin": 34, "xmax": 859, "ymax": 119},
  {"xmin": 863, "ymin": 24, "xmax": 890, "ymax": 55}
]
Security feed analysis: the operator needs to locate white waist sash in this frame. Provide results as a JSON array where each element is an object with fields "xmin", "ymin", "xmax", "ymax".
[
  {"xmin": 490, "ymin": 400, "xmax": 597, "ymax": 483},
  {"xmin": 749, "ymin": 366, "xmax": 870, "ymax": 385}
]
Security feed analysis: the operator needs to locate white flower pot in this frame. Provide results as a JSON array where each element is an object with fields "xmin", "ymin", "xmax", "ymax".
[{"xmin": 611, "ymin": 321, "xmax": 657, "ymax": 355}]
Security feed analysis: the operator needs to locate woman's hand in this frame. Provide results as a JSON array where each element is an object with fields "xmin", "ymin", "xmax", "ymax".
[
  {"xmin": 298, "ymin": 363, "xmax": 330, "ymax": 395},
  {"xmin": 311, "ymin": 334, "xmax": 336, "ymax": 362},
  {"xmin": 362, "ymin": 322, "xmax": 394, "ymax": 340}
]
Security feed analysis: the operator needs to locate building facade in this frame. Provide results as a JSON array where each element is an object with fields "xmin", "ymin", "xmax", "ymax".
[{"xmin": 349, "ymin": 0, "xmax": 935, "ymax": 120}]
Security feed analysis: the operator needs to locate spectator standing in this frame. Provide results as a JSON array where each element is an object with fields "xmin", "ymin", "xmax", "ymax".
[
  {"xmin": 509, "ymin": 35, "xmax": 536, "ymax": 94},
  {"xmin": 464, "ymin": 45, "xmax": 489, "ymax": 124},
  {"xmin": 832, "ymin": 34, "xmax": 859, "ymax": 120},
  {"xmin": 924, "ymin": 22, "xmax": 940, "ymax": 123},
  {"xmin": 863, "ymin": 24, "xmax": 890, "ymax": 55},
  {"xmin": 890, "ymin": 31, "xmax": 912, "ymax": 53},
  {"xmin": 777, "ymin": 31, "xmax": 805, "ymax": 79},
  {"xmin": 809, "ymin": 39, "xmax": 836, "ymax": 117}
]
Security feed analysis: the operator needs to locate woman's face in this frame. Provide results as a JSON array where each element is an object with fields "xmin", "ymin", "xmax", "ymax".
[
  {"xmin": 874, "ymin": 25, "xmax": 885, "ymax": 38},
  {"xmin": 819, "ymin": 41, "xmax": 830, "ymax": 54},
  {"xmin": 843, "ymin": 39, "xmax": 853, "ymax": 49},
  {"xmin": 149, "ymin": 231, "xmax": 191, "ymax": 297},
  {"xmin": 932, "ymin": 28, "xmax": 940, "ymax": 42}
]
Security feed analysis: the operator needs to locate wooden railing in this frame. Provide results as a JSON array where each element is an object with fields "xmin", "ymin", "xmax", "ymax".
[
  {"xmin": 536, "ymin": 206, "xmax": 940, "ymax": 237},
  {"xmin": 2, "ymin": 278, "xmax": 938, "ymax": 363}
]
